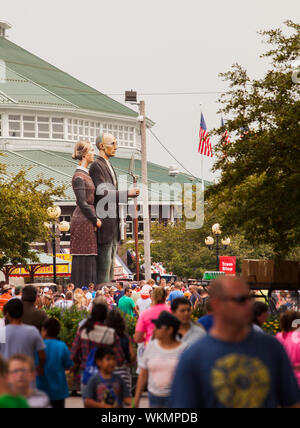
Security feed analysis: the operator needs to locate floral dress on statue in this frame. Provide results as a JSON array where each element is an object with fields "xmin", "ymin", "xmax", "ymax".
[{"xmin": 70, "ymin": 166, "xmax": 98, "ymax": 288}]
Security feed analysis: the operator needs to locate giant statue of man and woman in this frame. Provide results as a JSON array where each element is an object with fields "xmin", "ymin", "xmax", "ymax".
[{"xmin": 70, "ymin": 135, "xmax": 140, "ymax": 288}]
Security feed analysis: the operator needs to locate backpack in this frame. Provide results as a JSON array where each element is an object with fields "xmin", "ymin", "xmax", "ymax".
[
  {"xmin": 82, "ymin": 327, "xmax": 113, "ymax": 385},
  {"xmin": 82, "ymin": 348, "xmax": 98, "ymax": 385}
]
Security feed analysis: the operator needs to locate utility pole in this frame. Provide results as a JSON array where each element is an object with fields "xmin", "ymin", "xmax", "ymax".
[
  {"xmin": 139, "ymin": 101, "xmax": 151, "ymax": 281},
  {"xmin": 129, "ymin": 154, "xmax": 140, "ymax": 281},
  {"xmin": 133, "ymin": 174, "xmax": 140, "ymax": 281}
]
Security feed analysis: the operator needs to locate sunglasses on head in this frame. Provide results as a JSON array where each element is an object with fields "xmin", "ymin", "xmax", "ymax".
[{"xmin": 221, "ymin": 295, "xmax": 252, "ymax": 305}]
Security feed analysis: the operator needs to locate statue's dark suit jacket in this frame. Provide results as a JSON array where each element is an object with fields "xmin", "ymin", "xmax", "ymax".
[{"xmin": 89, "ymin": 156, "xmax": 128, "ymax": 245}]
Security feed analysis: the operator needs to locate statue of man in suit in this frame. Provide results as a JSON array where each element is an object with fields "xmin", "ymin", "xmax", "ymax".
[{"xmin": 89, "ymin": 133, "xmax": 140, "ymax": 284}]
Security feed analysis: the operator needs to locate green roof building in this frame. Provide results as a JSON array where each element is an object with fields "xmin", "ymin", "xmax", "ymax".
[
  {"xmin": 0, "ymin": 21, "xmax": 209, "ymax": 248},
  {"xmin": 0, "ymin": 20, "xmax": 147, "ymax": 157}
]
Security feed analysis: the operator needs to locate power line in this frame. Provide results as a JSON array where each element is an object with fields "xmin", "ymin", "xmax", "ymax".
[
  {"xmin": 0, "ymin": 91, "xmax": 223, "ymax": 97},
  {"xmin": 148, "ymin": 128, "xmax": 202, "ymax": 183},
  {"xmin": 107, "ymin": 91, "xmax": 223, "ymax": 96}
]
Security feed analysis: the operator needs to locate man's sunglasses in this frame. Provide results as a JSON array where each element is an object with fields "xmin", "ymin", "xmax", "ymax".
[
  {"xmin": 221, "ymin": 295, "xmax": 253, "ymax": 305},
  {"xmin": 104, "ymin": 141, "xmax": 118, "ymax": 147}
]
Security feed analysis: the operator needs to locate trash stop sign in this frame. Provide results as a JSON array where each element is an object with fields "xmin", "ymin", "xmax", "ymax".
[{"xmin": 219, "ymin": 256, "xmax": 236, "ymax": 275}]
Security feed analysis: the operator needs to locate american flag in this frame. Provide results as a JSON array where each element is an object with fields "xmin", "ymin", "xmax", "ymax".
[
  {"xmin": 198, "ymin": 113, "xmax": 213, "ymax": 157},
  {"xmin": 221, "ymin": 118, "xmax": 231, "ymax": 145}
]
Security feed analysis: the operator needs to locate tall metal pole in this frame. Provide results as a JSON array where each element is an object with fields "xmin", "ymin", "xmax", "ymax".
[
  {"xmin": 52, "ymin": 223, "xmax": 57, "ymax": 284},
  {"xmin": 140, "ymin": 101, "xmax": 151, "ymax": 281},
  {"xmin": 216, "ymin": 235, "xmax": 220, "ymax": 272},
  {"xmin": 133, "ymin": 175, "xmax": 140, "ymax": 281}
]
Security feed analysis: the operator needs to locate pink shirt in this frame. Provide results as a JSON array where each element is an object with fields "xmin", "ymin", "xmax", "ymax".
[
  {"xmin": 276, "ymin": 331, "xmax": 300, "ymax": 386},
  {"xmin": 135, "ymin": 304, "xmax": 171, "ymax": 344}
]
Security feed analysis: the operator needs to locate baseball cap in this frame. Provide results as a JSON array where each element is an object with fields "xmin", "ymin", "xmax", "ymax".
[
  {"xmin": 141, "ymin": 285, "xmax": 152, "ymax": 296},
  {"xmin": 82, "ymin": 287, "xmax": 88, "ymax": 291},
  {"xmin": 151, "ymin": 311, "xmax": 180, "ymax": 330},
  {"xmin": 44, "ymin": 287, "xmax": 49, "ymax": 293},
  {"xmin": 3, "ymin": 284, "xmax": 12, "ymax": 291}
]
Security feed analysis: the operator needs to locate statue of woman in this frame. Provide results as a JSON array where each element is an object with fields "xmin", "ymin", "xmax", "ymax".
[{"xmin": 70, "ymin": 141, "xmax": 102, "ymax": 288}]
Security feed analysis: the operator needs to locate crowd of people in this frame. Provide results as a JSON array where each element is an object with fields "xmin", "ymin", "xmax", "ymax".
[{"xmin": 0, "ymin": 277, "xmax": 300, "ymax": 408}]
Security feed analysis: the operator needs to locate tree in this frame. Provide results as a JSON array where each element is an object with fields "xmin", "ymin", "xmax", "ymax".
[
  {"xmin": 207, "ymin": 20, "xmax": 300, "ymax": 259},
  {"xmin": 150, "ymin": 221, "xmax": 213, "ymax": 278},
  {"xmin": 150, "ymin": 211, "xmax": 275, "ymax": 279},
  {"xmin": 0, "ymin": 164, "xmax": 65, "ymax": 271}
]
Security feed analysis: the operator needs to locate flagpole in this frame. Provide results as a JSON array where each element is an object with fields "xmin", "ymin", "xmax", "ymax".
[{"xmin": 201, "ymin": 154, "xmax": 204, "ymax": 192}]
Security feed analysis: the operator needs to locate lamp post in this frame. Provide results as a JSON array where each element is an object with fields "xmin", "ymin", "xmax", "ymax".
[
  {"xmin": 47, "ymin": 207, "xmax": 70, "ymax": 284},
  {"xmin": 205, "ymin": 224, "xmax": 231, "ymax": 272}
]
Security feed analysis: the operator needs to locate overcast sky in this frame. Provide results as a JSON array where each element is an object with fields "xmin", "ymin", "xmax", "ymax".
[{"xmin": 1, "ymin": 0, "xmax": 299, "ymax": 181}]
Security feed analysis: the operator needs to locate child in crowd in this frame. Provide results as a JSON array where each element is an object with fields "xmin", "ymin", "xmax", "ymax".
[
  {"xmin": 134, "ymin": 311, "xmax": 186, "ymax": 408},
  {"xmin": 8, "ymin": 354, "xmax": 51, "ymax": 408},
  {"xmin": 83, "ymin": 348, "xmax": 131, "ymax": 409},
  {"xmin": 0, "ymin": 355, "xmax": 29, "ymax": 408},
  {"xmin": 37, "ymin": 318, "xmax": 73, "ymax": 408}
]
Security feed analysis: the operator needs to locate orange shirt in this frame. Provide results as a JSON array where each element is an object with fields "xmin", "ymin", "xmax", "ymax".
[{"xmin": 0, "ymin": 293, "xmax": 12, "ymax": 311}]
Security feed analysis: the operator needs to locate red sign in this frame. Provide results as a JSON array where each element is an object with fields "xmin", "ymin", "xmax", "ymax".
[{"xmin": 219, "ymin": 256, "xmax": 236, "ymax": 275}]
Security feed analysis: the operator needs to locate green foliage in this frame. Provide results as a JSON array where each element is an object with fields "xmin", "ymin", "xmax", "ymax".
[
  {"xmin": 0, "ymin": 163, "xmax": 65, "ymax": 269},
  {"xmin": 123, "ymin": 313, "xmax": 137, "ymax": 338},
  {"xmin": 45, "ymin": 306, "xmax": 88, "ymax": 347},
  {"xmin": 151, "ymin": 221, "xmax": 209, "ymax": 279},
  {"xmin": 207, "ymin": 21, "xmax": 300, "ymax": 259},
  {"xmin": 150, "ymin": 208, "xmax": 275, "ymax": 279}
]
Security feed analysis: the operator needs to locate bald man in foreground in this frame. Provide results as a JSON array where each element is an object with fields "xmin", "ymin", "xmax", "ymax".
[
  {"xmin": 171, "ymin": 276, "xmax": 300, "ymax": 408},
  {"xmin": 90, "ymin": 133, "xmax": 139, "ymax": 284}
]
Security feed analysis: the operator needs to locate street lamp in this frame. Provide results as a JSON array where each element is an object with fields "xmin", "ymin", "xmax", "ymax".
[
  {"xmin": 59, "ymin": 221, "xmax": 70, "ymax": 234},
  {"xmin": 205, "ymin": 224, "xmax": 230, "ymax": 271},
  {"xmin": 221, "ymin": 237, "xmax": 231, "ymax": 247},
  {"xmin": 205, "ymin": 236, "xmax": 214, "ymax": 246},
  {"xmin": 47, "ymin": 207, "xmax": 70, "ymax": 284}
]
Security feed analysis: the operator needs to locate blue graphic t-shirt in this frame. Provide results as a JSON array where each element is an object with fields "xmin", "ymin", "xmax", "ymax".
[
  {"xmin": 198, "ymin": 314, "xmax": 214, "ymax": 332},
  {"xmin": 171, "ymin": 331, "xmax": 300, "ymax": 408}
]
